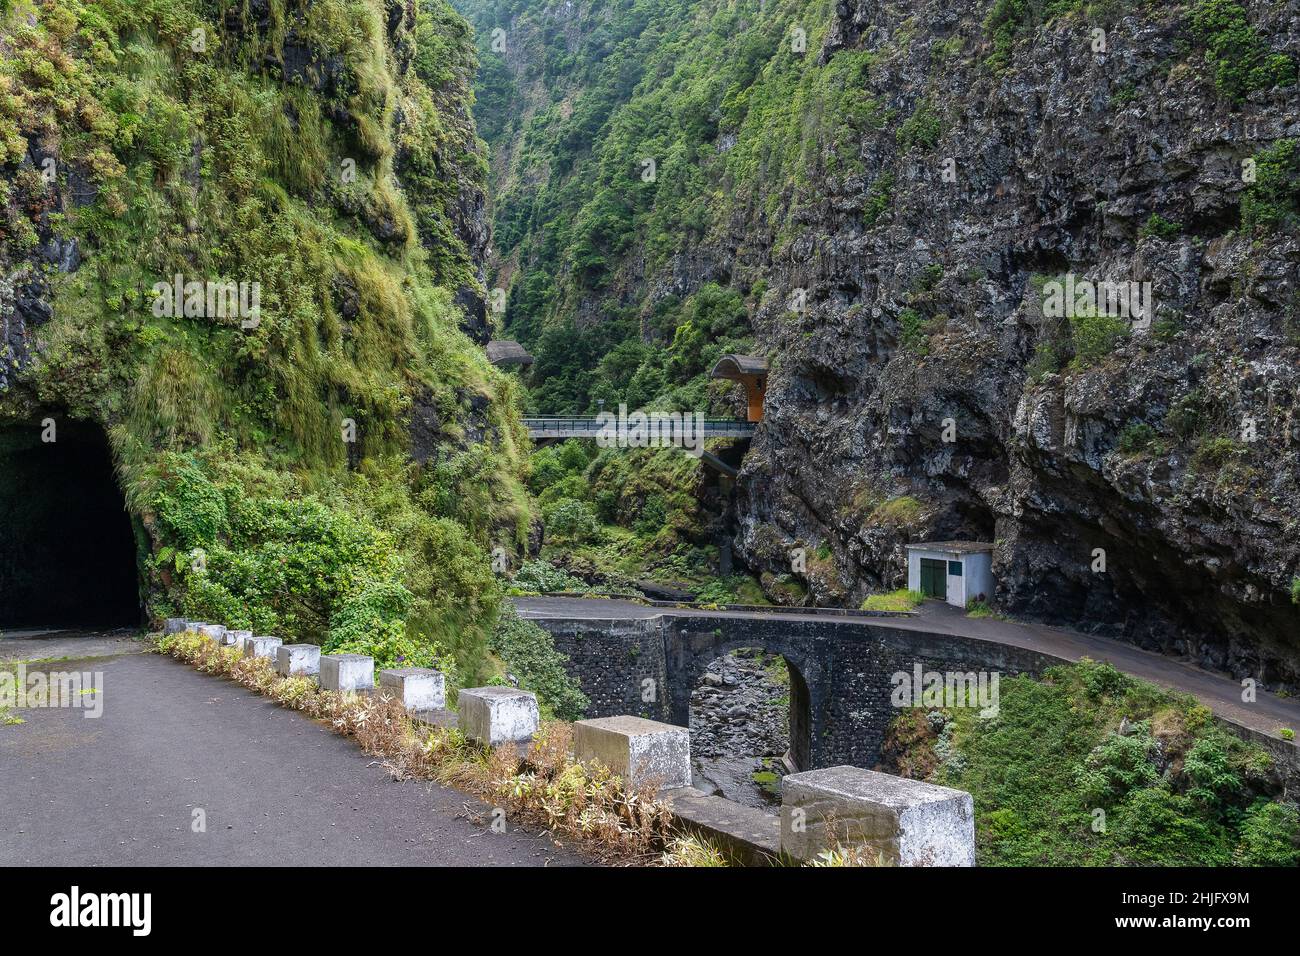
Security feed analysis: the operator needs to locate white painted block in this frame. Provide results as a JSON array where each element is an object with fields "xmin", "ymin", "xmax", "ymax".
[
  {"xmin": 780, "ymin": 766, "xmax": 975, "ymax": 866},
  {"xmin": 198, "ymin": 623, "xmax": 229, "ymax": 645},
  {"xmin": 379, "ymin": 668, "xmax": 446, "ymax": 710},
  {"xmin": 229, "ymin": 629, "xmax": 254, "ymax": 650},
  {"xmin": 574, "ymin": 716, "xmax": 691, "ymax": 790},
  {"xmin": 243, "ymin": 636, "xmax": 282, "ymax": 660},
  {"xmin": 319, "ymin": 654, "xmax": 374, "ymax": 693},
  {"xmin": 164, "ymin": 618, "xmax": 188, "ymax": 634},
  {"xmin": 458, "ymin": 687, "xmax": 539, "ymax": 747},
  {"xmin": 276, "ymin": 644, "xmax": 321, "ymax": 677}
]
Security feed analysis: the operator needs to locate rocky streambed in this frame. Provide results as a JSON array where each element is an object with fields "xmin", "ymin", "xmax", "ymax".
[{"xmin": 688, "ymin": 649, "xmax": 792, "ymax": 809}]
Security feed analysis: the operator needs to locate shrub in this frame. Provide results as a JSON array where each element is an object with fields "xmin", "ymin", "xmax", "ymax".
[
  {"xmin": 510, "ymin": 559, "xmax": 590, "ymax": 594},
  {"xmin": 1026, "ymin": 341, "xmax": 1063, "ymax": 382},
  {"xmin": 1068, "ymin": 308, "xmax": 1129, "ymax": 367},
  {"xmin": 1182, "ymin": 729, "xmax": 1244, "ymax": 809},
  {"xmin": 887, "ymin": 659, "xmax": 1288, "ymax": 865},
  {"xmin": 1111, "ymin": 787, "xmax": 1232, "ymax": 866},
  {"xmin": 1292, "ymin": 577, "xmax": 1300, "ymax": 605},
  {"xmin": 1117, "ymin": 423, "xmax": 1159, "ymax": 455},
  {"xmin": 1188, "ymin": 0, "xmax": 1296, "ymax": 100},
  {"xmin": 862, "ymin": 173, "xmax": 894, "ymax": 226},
  {"xmin": 489, "ymin": 606, "xmax": 590, "ymax": 721},
  {"xmin": 1073, "ymin": 726, "xmax": 1160, "ymax": 805},
  {"xmin": 543, "ymin": 498, "xmax": 601, "ymax": 543},
  {"xmin": 897, "ymin": 104, "xmax": 942, "ymax": 151},
  {"xmin": 1139, "ymin": 213, "xmax": 1182, "ymax": 239},
  {"xmin": 1077, "ymin": 659, "xmax": 1132, "ymax": 701},
  {"xmin": 1241, "ymin": 139, "xmax": 1299, "ymax": 234},
  {"xmin": 1191, "ymin": 435, "xmax": 1240, "ymax": 471},
  {"xmin": 1234, "ymin": 801, "xmax": 1300, "ymax": 865},
  {"xmin": 898, "ymin": 308, "xmax": 931, "ymax": 355}
]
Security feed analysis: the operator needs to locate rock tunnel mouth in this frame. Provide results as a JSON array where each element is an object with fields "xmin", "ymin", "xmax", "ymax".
[{"xmin": 0, "ymin": 418, "xmax": 141, "ymax": 629}]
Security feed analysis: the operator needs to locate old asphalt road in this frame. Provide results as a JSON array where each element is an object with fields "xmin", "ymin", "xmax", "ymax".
[
  {"xmin": 512, "ymin": 595, "xmax": 1300, "ymax": 744},
  {"xmin": 0, "ymin": 638, "xmax": 586, "ymax": 867}
]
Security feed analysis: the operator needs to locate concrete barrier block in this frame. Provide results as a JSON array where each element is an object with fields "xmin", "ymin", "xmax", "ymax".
[
  {"xmin": 780, "ymin": 766, "xmax": 975, "ymax": 866},
  {"xmin": 163, "ymin": 618, "xmax": 188, "ymax": 634},
  {"xmin": 229, "ymin": 629, "xmax": 254, "ymax": 650},
  {"xmin": 574, "ymin": 716, "xmax": 691, "ymax": 790},
  {"xmin": 379, "ymin": 668, "xmax": 445, "ymax": 711},
  {"xmin": 243, "ymin": 636, "xmax": 282, "ymax": 660},
  {"xmin": 458, "ymin": 687, "xmax": 539, "ymax": 747},
  {"xmin": 320, "ymin": 654, "xmax": 374, "ymax": 693},
  {"xmin": 198, "ymin": 624, "xmax": 229, "ymax": 645},
  {"xmin": 276, "ymin": 644, "xmax": 321, "ymax": 678}
]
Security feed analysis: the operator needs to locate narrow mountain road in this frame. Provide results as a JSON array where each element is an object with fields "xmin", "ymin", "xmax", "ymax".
[
  {"xmin": 513, "ymin": 596, "xmax": 1300, "ymax": 744},
  {"xmin": 0, "ymin": 648, "xmax": 585, "ymax": 867}
]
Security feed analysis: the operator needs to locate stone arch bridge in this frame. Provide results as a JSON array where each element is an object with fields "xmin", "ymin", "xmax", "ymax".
[{"xmin": 520, "ymin": 601, "xmax": 1055, "ymax": 771}]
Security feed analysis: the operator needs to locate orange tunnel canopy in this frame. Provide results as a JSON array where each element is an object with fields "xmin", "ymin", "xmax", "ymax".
[{"xmin": 710, "ymin": 354, "xmax": 768, "ymax": 423}]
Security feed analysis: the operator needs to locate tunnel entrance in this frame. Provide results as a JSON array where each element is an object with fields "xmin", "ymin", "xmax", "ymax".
[
  {"xmin": 688, "ymin": 648, "xmax": 811, "ymax": 809},
  {"xmin": 0, "ymin": 419, "xmax": 140, "ymax": 628}
]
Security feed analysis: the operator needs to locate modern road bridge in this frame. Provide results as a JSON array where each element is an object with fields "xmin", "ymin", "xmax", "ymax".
[
  {"xmin": 522, "ymin": 416, "xmax": 755, "ymax": 477},
  {"xmin": 521, "ymin": 416, "xmax": 756, "ymax": 440}
]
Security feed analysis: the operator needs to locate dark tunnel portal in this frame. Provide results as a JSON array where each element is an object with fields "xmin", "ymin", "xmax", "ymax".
[{"xmin": 0, "ymin": 421, "xmax": 141, "ymax": 628}]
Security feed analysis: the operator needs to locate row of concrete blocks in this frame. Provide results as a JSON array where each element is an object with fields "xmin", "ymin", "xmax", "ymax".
[
  {"xmin": 167, "ymin": 619, "xmax": 540, "ymax": 748},
  {"xmin": 567, "ymin": 715, "xmax": 975, "ymax": 865},
  {"xmin": 167, "ymin": 619, "xmax": 974, "ymax": 865}
]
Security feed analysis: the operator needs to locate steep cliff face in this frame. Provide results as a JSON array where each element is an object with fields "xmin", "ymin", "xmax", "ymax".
[
  {"xmin": 0, "ymin": 0, "xmax": 527, "ymax": 674},
  {"xmin": 462, "ymin": 0, "xmax": 1300, "ymax": 688}
]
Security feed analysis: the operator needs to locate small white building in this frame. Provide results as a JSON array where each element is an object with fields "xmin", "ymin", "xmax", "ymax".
[{"xmin": 905, "ymin": 541, "xmax": 995, "ymax": 609}]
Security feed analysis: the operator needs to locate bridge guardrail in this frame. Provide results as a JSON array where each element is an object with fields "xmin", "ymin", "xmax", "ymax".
[{"xmin": 522, "ymin": 416, "xmax": 755, "ymax": 437}]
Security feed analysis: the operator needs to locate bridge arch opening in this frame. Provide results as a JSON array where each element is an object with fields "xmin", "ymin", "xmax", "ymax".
[
  {"xmin": 688, "ymin": 647, "xmax": 811, "ymax": 808},
  {"xmin": 0, "ymin": 419, "xmax": 141, "ymax": 628}
]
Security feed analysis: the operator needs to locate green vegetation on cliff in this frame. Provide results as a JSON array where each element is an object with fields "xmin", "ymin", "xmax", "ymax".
[
  {"xmin": 882, "ymin": 660, "xmax": 1300, "ymax": 866},
  {"xmin": 0, "ymin": 0, "xmax": 525, "ymax": 677}
]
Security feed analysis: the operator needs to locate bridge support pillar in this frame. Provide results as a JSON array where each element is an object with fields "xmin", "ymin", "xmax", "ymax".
[{"xmin": 780, "ymin": 766, "xmax": 975, "ymax": 866}]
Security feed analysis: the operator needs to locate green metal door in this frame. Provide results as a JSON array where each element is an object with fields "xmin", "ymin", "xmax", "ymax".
[{"xmin": 919, "ymin": 558, "xmax": 947, "ymax": 600}]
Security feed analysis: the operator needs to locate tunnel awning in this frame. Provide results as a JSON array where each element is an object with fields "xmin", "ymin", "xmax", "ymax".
[
  {"xmin": 709, "ymin": 354, "xmax": 767, "ymax": 381},
  {"xmin": 486, "ymin": 340, "xmax": 534, "ymax": 367}
]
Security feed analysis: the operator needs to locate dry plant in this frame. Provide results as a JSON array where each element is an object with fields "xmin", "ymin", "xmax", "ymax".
[{"xmin": 158, "ymin": 631, "xmax": 683, "ymax": 864}]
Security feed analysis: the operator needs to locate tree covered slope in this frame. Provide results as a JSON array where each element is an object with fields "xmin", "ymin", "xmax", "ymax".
[
  {"xmin": 0, "ymin": 0, "xmax": 528, "ymax": 679},
  {"xmin": 459, "ymin": 0, "xmax": 1300, "ymax": 690}
]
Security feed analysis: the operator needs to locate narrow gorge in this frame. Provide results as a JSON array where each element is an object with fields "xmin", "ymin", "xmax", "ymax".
[{"xmin": 456, "ymin": 0, "xmax": 1300, "ymax": 694}]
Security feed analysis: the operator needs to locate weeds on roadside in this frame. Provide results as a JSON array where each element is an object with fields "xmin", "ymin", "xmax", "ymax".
[{"xmin": 159, "ymin": 631, "xmax": 676, "ymax": 863}]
